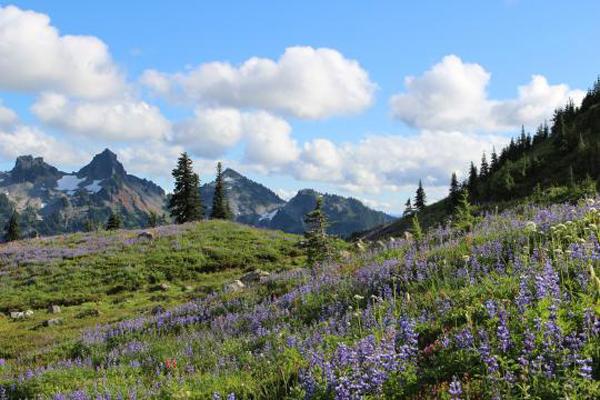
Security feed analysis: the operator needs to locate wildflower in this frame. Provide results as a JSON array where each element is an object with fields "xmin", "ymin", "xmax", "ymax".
[
  {"xmin": 577, "ymin": 358, "xmax": 593, "ymax": 379},
  {"xmin": 449, "ymin": 376, "xmax": 462, "ymax": 400},
  {"xmin": 0, "ymin": 358, "xmax": 5, "ymax": 367}
]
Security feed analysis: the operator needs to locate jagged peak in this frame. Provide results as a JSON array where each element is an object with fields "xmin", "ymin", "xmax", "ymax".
[
  {"xmin": 9, "ymin": 155, "xmax": 61, "ymax": 183},
  {"xmin": 78, "ymin": 148, "xmax": 126, "ymax": 180}
]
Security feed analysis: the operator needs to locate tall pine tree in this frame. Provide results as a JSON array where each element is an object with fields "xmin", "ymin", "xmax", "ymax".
[
  {"xmin": 168, "ymin": 152, "xmax": 203, "ymax": 224},
  {"xmin": 303, "ymin": 197, "xmax": 331, "ymax": 266},
  {"xmin": 448, "ymin": 172, "xmax": 461, "ymax": 211},
  {"xmin": 4, "ymin": 211, "xmax": 20, "ymax": 242},
  {"xmin": 480, "ymin": 153, "xmax": 489, "ymax": 177},
  {"xmin": 105, "ymin": 210, "xmax": 122, "ymax": 231},
  {"xmin": 414, "ymin": 180, "xmax": 426, "ymax": 212},
  {"xmin": 402, "ymin": 198, "xmax": 414, "ymax": 217},
  {"xmin": 467, "ymin": 162, "xmax": 478, "ymax": 201},
  {"xmin": 210, "ymin": 162, "xmax": 232, "ymax": 220}
]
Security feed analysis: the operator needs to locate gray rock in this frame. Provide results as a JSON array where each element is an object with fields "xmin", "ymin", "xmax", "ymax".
[
  {"xmin": 240, "ymin": 269, "xmax": 270, "ymax": 285},
  {"xmin": 43, "ymin": 318, "xmax": 63, "ymax": 327},
  {"xmin": 48, "ymin": 305, "xmax": 61, "ymax": 314},
  {"xmin": 10, "ymin": 310, "xmax": 34, "ymax": 320},
  {"xmin": 224, "ymin": 279, "xmax": 246, "ymax": 293}
]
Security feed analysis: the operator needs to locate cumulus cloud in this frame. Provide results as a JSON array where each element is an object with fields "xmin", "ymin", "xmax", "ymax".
[
  {"xmin": 293, "ymin": 130, "xmax": 508, "ymax": 194},
  {"xmin": 390, "ymin": 55, "xmax": 584, "ymax": 131},
  {"xmin": 141, "ymin": 46, "xmax": 376, "ymax": 119},
  {"xmin": 0, "ymin": 5, "xmax": 124, "ymax": 98},
  {"xmin": 31, "ymin": 93, "xmax": 171, "ymax": 141},
  {"xmin": 0, "ymin": 125, "xmax": 87, "ymax": 165},
  {"xmin": 174, "ymin": 107, "xmax": 299, "ymax": 167},
  {"xmin": 0, "ymin": 101, "xmax": 18, "ymax": 128}
]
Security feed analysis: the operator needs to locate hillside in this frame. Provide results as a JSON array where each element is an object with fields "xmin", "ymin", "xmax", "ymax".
[
  {"xmin": 201, "ymin": 169, "xmax": 394, "ymax": 237},
  {"xmin": 365, "ymin": 77, "xmax": 600, "ymax": 241},
  {"xmin": 0, "ymin": 149, "xmax": 166, "ymax": 237},
  {"xmin": 1, "ymin": 197, "xmax": 598, "ymax": 398}
]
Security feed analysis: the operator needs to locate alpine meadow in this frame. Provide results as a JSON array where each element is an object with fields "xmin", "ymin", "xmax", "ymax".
[{"xmin": 0, "ymin": 1, "xmax": 599, "ymax": 399}]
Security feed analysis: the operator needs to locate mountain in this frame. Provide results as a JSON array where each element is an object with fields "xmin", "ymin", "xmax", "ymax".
[
  {"xmin": 200, "ymin": 168, "xmax": 286, "ymax": 225},
  {"xmin": 0, "ymin": 149, "xmax": 166, "ymax": 237},
  {"xmin": 364, "ymin": 76, "xmax": 600, "ymax": 240},
  {"xmin": 201, "ymin": 170, "xmax": 394, "ymax": 237}
]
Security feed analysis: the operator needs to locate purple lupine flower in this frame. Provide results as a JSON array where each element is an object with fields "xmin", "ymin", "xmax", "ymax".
[
  {"xmin": 455, "ymin": 328, "xmax": 474, "ymax": 349},
  {"xmin": 577, "ymin": 358, "xmax": 593, "ymax": 379},
  {"xmin": 448, "ymin": 376, "xmax": 462, "ymax": 399},
  {"xmin": 497, "ymin": 307, "xmax": 511, "ymax": 353},
  {"xmin": 485, "ymin": 300, "xmax": 497, "ymax": 319}
]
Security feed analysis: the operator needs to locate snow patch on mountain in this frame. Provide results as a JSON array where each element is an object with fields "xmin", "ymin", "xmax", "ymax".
[
  {"xmin": 259, "ymin": 208, "xmax": 280, "ymax": 221},
  {"xmin": 85, "ymin": 180, "xmax": 103, "ymax": 194},
  {"xmin": 56, "ymin": 175, "xmax": 84, "ymax": 194}
]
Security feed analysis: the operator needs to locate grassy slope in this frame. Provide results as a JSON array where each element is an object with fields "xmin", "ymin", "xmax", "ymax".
[{"xmin": 0, "ymin": 220, "xmax": 305, "ymax": 361}]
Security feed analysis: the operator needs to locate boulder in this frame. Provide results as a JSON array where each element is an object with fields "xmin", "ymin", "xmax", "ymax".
[
  {"xmin": 10, "ymin": 310, "xmax": 34, "ymax": 320},
  {"xmin": 48, "ymin": 305, "xmax": 61, "ymax": 314},
  {"xmin": 138, "ymin": 231, "xmax": 155, "ymax": 241},
  {"xmin": 240, "ymin": 269, "xmax": 270, "ymax": 285},
  {"xmin": 224, "ymin": 280, "xmax": 246, "ymax": 293},
  {"xmin": 43, "ymin": 318, "xmax": 63, "ymax": 327}
]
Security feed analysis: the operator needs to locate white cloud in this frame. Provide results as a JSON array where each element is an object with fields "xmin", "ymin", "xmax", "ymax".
[
  {"xmin": 31, "ymin": 93, "xmax": 171, "ymax": 141},
  {"xmin": 141, "ymin": 46, "xmax": 376, "ymax": 119},
  {"xmin": 293, "ymin": 130, "xmax": 508, "ymax": 195},
  {"xmin": 0, "ymin": 125, "xmax": 87, "ymax": 166},
  {"xmin": 242, "ymin": 111, "xmax": 300, "ymax": 167},
  {"xmin": 0, "ymin": 100, "xmax": 18, "ymax": 128},
  {"xmin": 0, "ymin": 5, "xmax": 124, "ymax": 98},
  {"xmin": 174, "ymin": 107, "xmax": 243, "ymax": 158},
  {"xmin": 390, "ymin": 55, "xmax": 584, "ymax": 132}
]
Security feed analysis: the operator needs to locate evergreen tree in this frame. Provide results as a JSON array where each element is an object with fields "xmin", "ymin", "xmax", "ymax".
[
  {"xmin": 490, "ymin": 147, "xmax": 499, "ymax": 171},
  {"xmin": 448, "ymin": 172, "xmax": 461, "ymax": 211},
  {"xmin": 105, "ymin": 210, "xmax": 122, "ymax": 231},
  {"xmin": 453, "ymin": 189, "xmax": 476, "ymax": 232},
  {"xmin": 4, "ymin": 211, "xmax": 20, "ymax": 242},
  {"xmin": 480, "ymin": 153, "xmax": 489, "ymax": 177},
  {"xmin": 414, "ymin": 180, "xmax": 427, "ymax": 212},
  {"xmin": 411, "ymin": 214, "xmax": 423, "ymax": 242},
  {"xmin": 147, "ymin": 211, "xmax": 159, "ymax": 228},
  {"xmin": 168, "ymin": 152, "xmax": 204, "ymax": 224},
  {"xmin": 403, "ymin": 198, "xmax": 414, "ymax": 217},
  {"xmin": 467, "ymin": 162, "xmax": 478, "ymax": 200},
  {"xmin": 303, "ymin": 197, "xmax": 331, "ymax": 266},
  {"xmin": 210, "ymin": 162, "xmax": 233, "ymax": 220}
]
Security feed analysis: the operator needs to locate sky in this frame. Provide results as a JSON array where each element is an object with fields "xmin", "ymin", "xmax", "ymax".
[{"xmin": 0, "ymin": 1, "xmax": 598, "ymax": 214}]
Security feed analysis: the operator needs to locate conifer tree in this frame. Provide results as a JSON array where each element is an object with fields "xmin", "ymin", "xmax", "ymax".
[
  {"xmin": 453, "ymin": 189, "xmax": 476, "ymax": 232},
  {"xmin": 303, "ymin": 197, "xmax": 331, "ymax": 266},
  {"xmin": 168, "ymin": 152, "xmax": 203, "ymax": 224},
  {"xmin": 403, "ymin": 198, "xmax": 414, "ymax": 217},
  {"xmin": 448, "ymin": 172, "xmax": 461, "ymax": 211},
  {"xmin": 414, "ymin": 180, "xmax": 426, "ymax": 212},
  {"xmin": 4, "ymin": 211, "xmax": 20, "ymax": 242},
  {"xmin": 480, "ymin": 153, "xmax": 489, "ymax": 177},
  {"xmin": 105, "ymin": 210, "xmax": 122, "ymax": 231},
  {"xmin": 210, "ymin": 162, "xmax": 233, "ymax": 220},
  {"xmin": 467, "ymin": 162, "xmax": 478, "ymax": 200},
  {"xmin": 147, "ymin": 211, "xmax": 159, "ymax": 228},
  {"xmin": 490, "ymin": 147, "xmax": 499, "ymax": 171}
]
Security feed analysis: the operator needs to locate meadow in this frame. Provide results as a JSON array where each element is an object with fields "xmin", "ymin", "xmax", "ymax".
[{"xmin": 0, "ymin": 199, "xmax": 599, "ymax": 399}]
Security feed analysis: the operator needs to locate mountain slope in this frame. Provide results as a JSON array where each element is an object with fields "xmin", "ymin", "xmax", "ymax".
[
  {"xmin": 364, "ymin": 76, "xmax": 600, "ymax": 241},
  {"xmin": 0, "ymin": 149, "xmax": 166, "ymax": 237}
]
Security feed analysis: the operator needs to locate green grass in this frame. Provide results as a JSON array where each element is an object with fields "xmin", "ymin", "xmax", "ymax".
[{"xmin": 0, "ymin": 220, "xmax": 305, "ymax": 361}]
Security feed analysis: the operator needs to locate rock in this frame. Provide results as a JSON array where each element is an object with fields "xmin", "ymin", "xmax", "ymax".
[
  {"xmin": 138, "ymin": 231, "xmax": 155, "ymax": 241},
  {"xmin": 24, "ymin": 310, "xmax": 34, "ymax": 318},
  {"xmin": 48, "ymin": 305, "xmax": 61, "ymax": 314},
  {"xmin": 151, "ymin": 305, "xmax": 165, "ymax": 315},
  {"xmin": 404, "ymin": 231, "xmax": 414, "ymax": 242},
  {"xmin": 43, "ymin": 318, "xmax": 63, "ymax": 327},
  {"xmin": 10, "ymin": 311, "xmax": 24, "ymax": 319},
  {"xmin": 224, "ymin": 280, "xmax": 246, "ymax": 293},
  {"xmin": 158, "ymin": 283, "xmax": 170, "ymax": 291},
  {"xmin": 240, "ymin": 269, "xmax": 270, "ymax": 285}
]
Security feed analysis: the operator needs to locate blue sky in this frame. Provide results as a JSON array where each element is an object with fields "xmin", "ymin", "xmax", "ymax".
[{"xmin": 0, "ymin": 1, "xmax": 598, "ymax": 213}]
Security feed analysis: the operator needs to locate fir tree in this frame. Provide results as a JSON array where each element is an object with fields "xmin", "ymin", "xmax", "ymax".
[
  {"xmin": 453, "ymin": 189, "xmax": 476, "ymax": 232},
  {"xmin": 490, "ymin": 147, "xmax": 499, "ymax": 171},
  {"xmin": 210, "ymin": 162, "xmax": 233, "ymax": 220},
  {"xmin": 414, "ymin": 180, "xmax": 427, "ymax": 212},
  {"xmin": 168, "ymin": 152, "xmax": 204, "ymax": 224},
  {"xmin": 303, "ymin": 197, "xmax": 331, "ymax": 266},
  {"xmin": 467, "ymin": 162, "xmax": 478, "ymax": 201},
  {"xmin": 105, "ymin": 210, "xmax": 122, "ymax": 231},
  {"xmin": 448, "ymin": 172, "xmax": 461, "ymax": 211},
  {"xmin": 4, "ymin": 211, "xmax": 20, "ymax": 242},
  {"xmin": 480, "ymin": 153, "xmax": 489, "ymax": 177},
  {"xmin": 403, "ymin": 198, "xmax": 414, "ymax": 217}
]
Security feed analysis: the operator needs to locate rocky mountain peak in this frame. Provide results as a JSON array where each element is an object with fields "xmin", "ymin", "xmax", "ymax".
[
  {"xmin": 78, "ymin": 148, "xmax": 126, "ymax": 180},
  {"xmin": 9, "ymin": 155, "xmax": 61, "ymax": 183}
]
